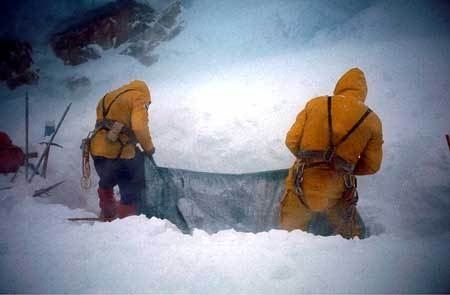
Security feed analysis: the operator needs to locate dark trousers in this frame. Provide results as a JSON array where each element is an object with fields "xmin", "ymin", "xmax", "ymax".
[{"xmin": 93, "ymin": 152, "xmax": 145, "ymax": 205}]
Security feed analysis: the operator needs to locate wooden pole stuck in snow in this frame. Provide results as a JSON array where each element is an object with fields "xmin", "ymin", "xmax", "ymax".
[
  {"xmin": 32, "ymin": 180, "xmax": 64, "ymax": 197},
  {"xmin": 446, "ymin": 134, "xmax": 450, "ymax": 150},
  {"xmin": 25, "ymin": 90, "xmax": 29, "ymax": 180}
]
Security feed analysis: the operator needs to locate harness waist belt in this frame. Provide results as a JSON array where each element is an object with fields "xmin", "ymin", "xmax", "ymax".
[
  {"xmin": 95, "ymin": 119, "xmax": 138, "ymax": 144},
  {"xmin": 297, "ymin": 150, "xmax": 355, "ymax": 173}
]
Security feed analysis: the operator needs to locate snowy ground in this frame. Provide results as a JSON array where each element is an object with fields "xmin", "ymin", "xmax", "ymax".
[{"xmin": 0, "ymin": 0, "xmax": 449, "ymax": 293}]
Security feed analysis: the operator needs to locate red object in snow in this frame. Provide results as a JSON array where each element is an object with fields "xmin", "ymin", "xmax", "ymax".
[{"xmin": 0, "ymin": 131, "xmax": 25, "ymax": 173}]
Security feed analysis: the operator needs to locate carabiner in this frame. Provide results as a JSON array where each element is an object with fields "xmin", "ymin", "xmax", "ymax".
[{"xmin": 343, "ymin": 173, "xmax": 355, "ymax": 189}]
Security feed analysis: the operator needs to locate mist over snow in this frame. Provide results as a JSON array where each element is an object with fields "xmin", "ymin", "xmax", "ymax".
[{"xmin": 0, "ymin": 0, "xmax": 449, "ymax": 293}]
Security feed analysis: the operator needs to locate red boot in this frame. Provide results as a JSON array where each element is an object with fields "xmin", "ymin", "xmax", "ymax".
[
  {"xmin": 117, "ymin": 203, "xmax": 137, "ymax": 219},
  {"xmin": 98, "ymin": 188, "xmax": 117, "ymax": 219}
]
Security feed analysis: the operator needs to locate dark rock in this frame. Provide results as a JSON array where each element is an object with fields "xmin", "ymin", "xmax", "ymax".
[
  {"xmin": 0, "ymin": 39, "xmax": 39, "ymax": 90},
  {"xmin": 158, "ymin": 1, "xmax": 182, "ymax": 31},
  {"xmin": 120, "ymin": 1, "xmax": 184, "ymax": 64},
  {"xmin": 6, "ymin": 71, "xmax": 39, "ymax": 90},
  {"xmin": 137, "ymin": 54, "xmax": 159, "ymax": 67},
  {"xmin": 66, "ymin": 76, "xmax": 91, "ymax": 92},
  {"xmin": 122, "ymin": 44, "xmax": 159, "ymax": 66},
  {"xmin": 51, "ymin": 0, "xmax": 184, "ymax": 66}
]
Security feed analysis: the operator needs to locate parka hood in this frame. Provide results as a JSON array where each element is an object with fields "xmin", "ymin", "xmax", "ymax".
[
  {"xmin": 126, "ymin": 80, "xmax": 151, "ymax": 103},
  {"xmin": 333, "ymin": 68, "xmax": 367, "ymax": 102}
]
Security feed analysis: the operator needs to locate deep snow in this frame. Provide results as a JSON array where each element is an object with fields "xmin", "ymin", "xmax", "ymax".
[{"xmin": 0, "ymin": 0, "xmax": 449, "ymax": 293}]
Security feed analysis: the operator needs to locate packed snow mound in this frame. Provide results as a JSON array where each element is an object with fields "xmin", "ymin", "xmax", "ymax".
[{"xmin": 0, "ymin": 191, "xmax": 448, "ymax": 293}]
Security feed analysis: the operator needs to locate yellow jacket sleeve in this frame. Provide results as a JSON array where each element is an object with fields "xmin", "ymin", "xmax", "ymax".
[
  {"xmin": 353, "ymin": 118, "xmax": 383, "ymax": 175},
  {"xmin": 285, "ymin": 108, "xmax": 307, "ymax": 156},
  {"xmin": 131, "ymin": 96, "xmax": 155, "ymax": 152}
]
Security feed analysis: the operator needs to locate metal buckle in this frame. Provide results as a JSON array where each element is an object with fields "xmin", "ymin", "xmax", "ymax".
[{"xmin": 344, "ymin": 173, "xmax": 355, "ymax": 189}]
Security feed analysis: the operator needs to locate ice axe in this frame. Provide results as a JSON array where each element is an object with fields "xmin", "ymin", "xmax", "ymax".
[
  {"xmin": 29, "ymin": 103, "xmax": 72, "ymax": 183},
  {"xmin": 39, "ymin": 142, "xmax": 63, "ymax": 178}
]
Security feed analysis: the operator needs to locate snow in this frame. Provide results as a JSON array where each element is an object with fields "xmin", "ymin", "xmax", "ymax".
[{"xmin": 1, "ymin": 0, "xmax": 449, "ymax": 293}]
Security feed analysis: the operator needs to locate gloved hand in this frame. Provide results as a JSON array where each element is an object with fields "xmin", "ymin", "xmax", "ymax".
[
  {"xmin": 145, "ymin": 147, "xmax": 157, "ymax": 166},
  {"xmin": 145, "ymin": 147, "xmax": 155, "ymax": 158}
]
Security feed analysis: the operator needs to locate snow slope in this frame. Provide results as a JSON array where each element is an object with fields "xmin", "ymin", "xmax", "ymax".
[{"xmin": 0, "ymin": 0, "xmax": 449, "ymax": 293}]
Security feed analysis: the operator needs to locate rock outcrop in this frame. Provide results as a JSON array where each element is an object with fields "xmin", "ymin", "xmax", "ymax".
[
  {"xmin": 66, "ymin": 75, "xmax": 92, "ymax": 96},
  {"xmin": 0, "ymin": 39, "xmax": 39, "ymax": 90},
  {"xmin": 51, "ymin": 0, "xmax": 184, "ymax": 66}
]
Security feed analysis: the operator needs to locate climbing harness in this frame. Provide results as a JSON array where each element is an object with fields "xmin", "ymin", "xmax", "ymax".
[
  {"xmin": 293, "ymin": 96, "xmax": 371, "ymax": 238},
  {"xmin": 294, "ymin": 96, "xmax": 371, "ymax": 209},
  {"xmin": 294, "ymin": 160, "xmax": 305, "ymax": 197},
  {"xmin": 93, "ymin": 88, "xmax": 139, "ymax": 158},
  {"xmin": 80, "ymin": 89, "xmax": 139, "ymax": 189}
]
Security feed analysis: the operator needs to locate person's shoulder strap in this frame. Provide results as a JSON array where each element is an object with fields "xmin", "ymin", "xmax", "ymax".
[
  {"xmin": 335, "ymin": 107, "xmax": 372, "ymax": 147},
  {"xmin": 327, "ymin": 96, "xmax": 334, "ymax": 147},
  {"xmin": 101, "ymin": 89, "xmax": 136, "ymax": 119}
]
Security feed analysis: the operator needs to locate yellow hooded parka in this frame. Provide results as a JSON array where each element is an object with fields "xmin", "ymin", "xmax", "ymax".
[
  {"xmin": 90, "ymin": 80, "xmax": 155, "ymax": 159},
  {"xmin": 280, "ymin": 68, "xmax": 383, "ymax": 238}
]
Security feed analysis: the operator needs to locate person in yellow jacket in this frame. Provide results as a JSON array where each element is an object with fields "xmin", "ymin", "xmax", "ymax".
[
  {"xmin": 90, "ymin": 80, "xmax": 155, "ymax": 219},
  {"xmin": 280, "ymin": 68, "xmax": 383, "ymax": 239}
]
